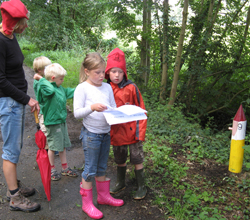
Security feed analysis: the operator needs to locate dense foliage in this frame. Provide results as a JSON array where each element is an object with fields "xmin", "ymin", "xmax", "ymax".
[
  {"xmin": 2, "ymin": 0, "xmax": 249, "ymax": 121},
  {"xmin": 19, "ymin": 0, "xmax": 116, "ymax": 51}
]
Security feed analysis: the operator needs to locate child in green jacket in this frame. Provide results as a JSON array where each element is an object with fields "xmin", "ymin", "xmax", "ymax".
[{"xmin": 34, "ymin": 63, "xmax": 78, "ymax": 181}]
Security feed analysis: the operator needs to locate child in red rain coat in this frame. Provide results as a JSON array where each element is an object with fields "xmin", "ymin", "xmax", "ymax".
[{"xmin": 105, "ymin": 48, "xmax": 147, "ymax": 200}]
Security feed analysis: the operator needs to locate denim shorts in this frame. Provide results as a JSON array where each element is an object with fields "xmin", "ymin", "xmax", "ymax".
[
  {"xmin": 0, "ymin": 97, "xmax": 25, "ymax": 164},
  {"xmin": 80, "ymin": 126, "xmax": 110, "ymax": 182}
]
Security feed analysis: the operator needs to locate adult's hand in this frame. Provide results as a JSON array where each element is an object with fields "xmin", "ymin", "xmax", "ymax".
[{"xmin": 28, "ymin": 98, "xmax": 40, "ymax": 113}]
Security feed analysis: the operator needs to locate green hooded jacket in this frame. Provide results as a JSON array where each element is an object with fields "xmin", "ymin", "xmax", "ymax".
[
  {"xmin": 33, "ymin": 79, "xmax": 43, "ymax": 115},
  {"xmin": 37, "ymin": 78, "xmax": 75, "ymax": 126}
]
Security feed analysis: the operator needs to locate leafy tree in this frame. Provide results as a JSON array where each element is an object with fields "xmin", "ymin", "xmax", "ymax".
[
  {"xmin": 157, "ymin": 0, "xmax": 250, "ymax": 119},
  {"xmin": 21, "ymin": 0, "xmax": 110, "ymax": 50}
]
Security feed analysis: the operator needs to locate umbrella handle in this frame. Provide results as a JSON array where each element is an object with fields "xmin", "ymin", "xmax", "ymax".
[
  {"xmin": 34, "ymin": 109, "xmax": 39, "ymax": 124},
  {"xmin": 49, "ymin": 201, "xmax": 51, "ymax": 211}
]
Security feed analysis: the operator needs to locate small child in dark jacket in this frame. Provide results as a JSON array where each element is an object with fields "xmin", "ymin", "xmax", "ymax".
[{"xmin": 105, "ymin": 48, "xmax": 147, "ymax": 200}]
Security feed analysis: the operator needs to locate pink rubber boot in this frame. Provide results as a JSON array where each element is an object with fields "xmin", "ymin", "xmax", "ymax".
[
  {"xmin": 96, "ymin": 178, "xmax": 124, "ymax": 207},
  {"xmin": 80, "ymin": 183, "xmax": 103, "ymax": 219}
]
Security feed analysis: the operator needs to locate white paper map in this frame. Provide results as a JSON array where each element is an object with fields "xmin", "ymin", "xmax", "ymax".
[{"xmin": 103, "ymin": 105, "xmax": 147, "ymax": 125}]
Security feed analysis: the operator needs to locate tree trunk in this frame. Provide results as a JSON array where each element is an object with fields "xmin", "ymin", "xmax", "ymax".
[
  {"xmin": 168, "ymin": 0, "xmax": 188, "ymax": 107},
  {"xmin": 56, "ymin": 0, "xmax": 61, "ymax": 16},
  {"xmin": 140, "ymin": 0, "xmax": 152, "ymax": 87},
  {"xmin": 160, "ymin": 0, "xmax": 169, "ymax": 102}
]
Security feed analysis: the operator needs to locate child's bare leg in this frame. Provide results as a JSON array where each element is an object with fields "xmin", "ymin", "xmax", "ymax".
[
  {"xmin": 96, "ymin": 176, "xmax": 106, "ymax": 181},
  {"xmin": 118, "ymin": 163, "xmax": 126, "ymax": 167},
  {"xmin": 48, "ymin": 149, "xmax": 55, "ymax": 166},
  {"xmin": 81, "ymin": 178, "xmax": 92, "ymax": 189},
  {"xmin": 135, "ymin": 163, "xmax": 143, "ymax": 170},
  {"xmin": 59, "ymin": 148, "xmax": 67, "ymax": 164},
  {"xmin": 49, "ymin": 149, "xmax": 61, "ymax": 180}
]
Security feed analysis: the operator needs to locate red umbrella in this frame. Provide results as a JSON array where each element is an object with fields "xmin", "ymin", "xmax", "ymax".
[{"xmin": 34, "ymin": 111, "xmax": 51, "ymax": 204}]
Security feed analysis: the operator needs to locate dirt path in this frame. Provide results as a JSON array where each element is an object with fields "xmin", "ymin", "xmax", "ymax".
[{"xmin": 0, "ymin": 65, "xmax": 164, "ymax": 220}]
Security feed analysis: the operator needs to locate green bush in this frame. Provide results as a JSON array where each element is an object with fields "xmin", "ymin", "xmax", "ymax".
[
  {"xmin": 18, "ymin": 37, "xmax": 38, "ymax": 59},
  {"xmin": 144, "ymin": 100, "xmax": 230, "ymax": 165}
]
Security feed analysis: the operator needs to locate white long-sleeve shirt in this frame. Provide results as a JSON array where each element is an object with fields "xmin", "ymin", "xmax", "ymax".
[{"xmin": 73, "ymin": 81, "xmax": 116, "ymax": 134}]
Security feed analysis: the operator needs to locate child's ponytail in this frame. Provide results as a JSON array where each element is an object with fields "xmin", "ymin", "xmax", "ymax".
[{"xmin": 79, "ymin": 61, "xmax": 88, "ymax": 83}]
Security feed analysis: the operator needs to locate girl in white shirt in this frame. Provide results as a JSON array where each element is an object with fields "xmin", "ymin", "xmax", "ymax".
[{"xmin": 74, "ymin": 52, "xmax": 124, "ymax": 219}]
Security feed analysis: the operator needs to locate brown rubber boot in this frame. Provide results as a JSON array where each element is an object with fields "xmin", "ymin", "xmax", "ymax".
[
  {"xmin": 9, "ymin": 190, "xmax": 40, "ymax": 212},
  {"xmin": 6, "ymin": 180, "xmax": 35, "ymax": 201}
]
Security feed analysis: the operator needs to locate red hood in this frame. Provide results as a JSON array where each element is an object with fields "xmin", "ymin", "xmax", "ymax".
[
  {"xmin": 1, "ymin": 0, "xmax": 28, "ymax": 35},
  {"xmin": 105, "ymin": 48, "xmax": 127, "ymax": 80}
]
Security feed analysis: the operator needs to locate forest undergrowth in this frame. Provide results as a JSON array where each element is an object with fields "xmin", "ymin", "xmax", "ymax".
[{"xmin": 142, "ymin": 101, "xmax": 250, "ymax": 220}]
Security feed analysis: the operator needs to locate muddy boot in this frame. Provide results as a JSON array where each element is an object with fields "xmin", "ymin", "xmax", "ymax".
[
  {"xmin": 110, "ymin": 166, "xmax": 126, "ymax": 194},
  {"xmin": 134, "ymin": 168, "xmax": 147, "ymax": 200},
  {"xmin": 96, "ymin": 178, "xmax": 124, "ymax": 207},
  {"xmin": 9, "ymin": 190, "xmax": 40, "ymax": 212},
  {"xmin": 6, "ymin": 180, "xmax": 35, "ymax": 201},
  {"xmin": 80, "ymin": 183, "xmax": 103, "ymax": 219}
]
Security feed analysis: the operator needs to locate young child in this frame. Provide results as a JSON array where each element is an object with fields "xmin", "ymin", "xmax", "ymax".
[
  {"xmin": 33, "ymin": 56, "xmax": 51, "ymax": 151},
  {"xmin": 34, "ymin": 63, "xmax": 78, "ymax": 181},
  {"xmin": 74, "ymin": 52, "xmax": 124, "ymax": 219},
  {"xmin": 105, "ymin": 48, "xmax": 147, "ymax": 200}
]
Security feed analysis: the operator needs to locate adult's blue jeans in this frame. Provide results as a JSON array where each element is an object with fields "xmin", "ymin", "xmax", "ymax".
[
  {"xmin": 0, "ymin": 97, "xmax": 25, "ymax": 164},
  {"xmin": 80, "ymin": 126, "xmax": 110, "ymax": 182}
]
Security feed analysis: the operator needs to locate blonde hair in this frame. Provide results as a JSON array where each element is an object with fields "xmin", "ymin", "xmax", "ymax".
[
  {"xmin": 79, "ymin": 52, "xmax": 106, "ymax": 83},
  {"xmin": 33, "ymin": 56, "xmax": 52, "ymax": 73},
  {"xmin": 14, "ymin": 11, "xmax": 30, "ymax": 30},
  {"xmin": 44, "ymin": 63, "xmax": 67, "ymax": 80}
]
